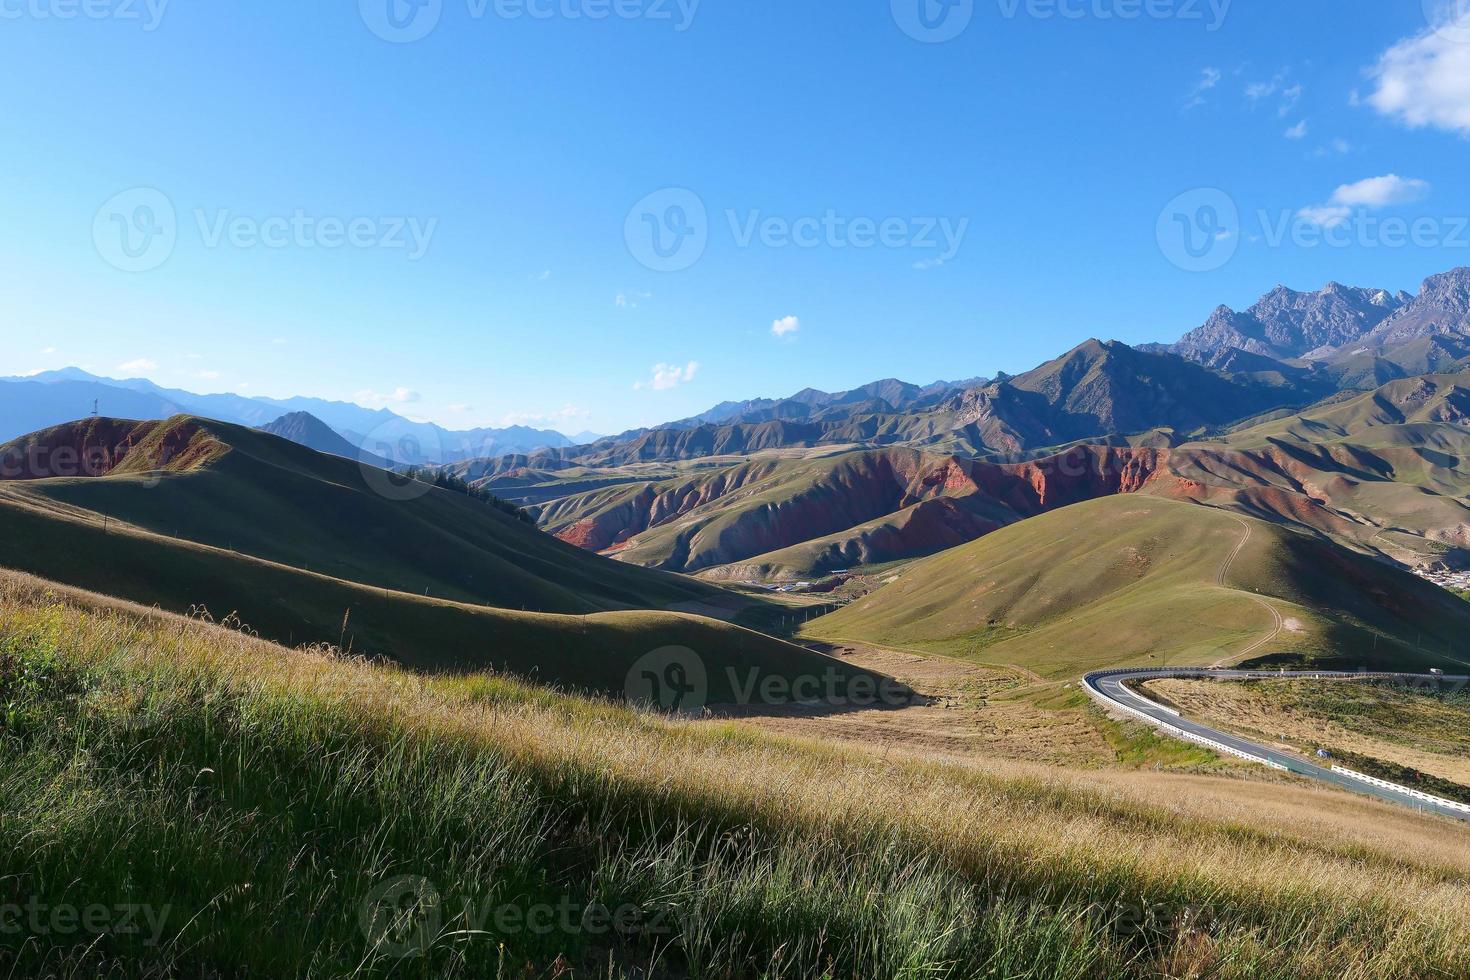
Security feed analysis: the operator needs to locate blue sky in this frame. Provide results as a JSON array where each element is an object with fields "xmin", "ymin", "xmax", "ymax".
[{"xmin": 2, "ymin": 0, "xmax": 1468, "ymax": 435}]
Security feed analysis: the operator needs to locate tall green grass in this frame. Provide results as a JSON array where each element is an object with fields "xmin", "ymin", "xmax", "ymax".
[{"xmin": 1, "ymin": 577, "xmax": 1467, "ymax": 979}]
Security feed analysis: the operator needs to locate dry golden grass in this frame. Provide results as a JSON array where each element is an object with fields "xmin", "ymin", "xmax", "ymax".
[
  {"xmin": 5, "ymin": 568, "xmax": 1470, "ymax": 977},
  {"xmin": 1149, "ymin": 677, "xmax": 1470, "ymax": 787}
]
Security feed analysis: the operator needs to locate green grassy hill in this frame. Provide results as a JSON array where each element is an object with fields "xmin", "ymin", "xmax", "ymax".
[
  {"xmin": 1, "ymin": 416, "xmax": 714, "ymax": 613},
  {"xmin": 0, "ymin": 417, "xmax": 860, "ymax": 697},
  {"xmin": 808, "ymin": 496, "xmax": 1470, "ymax": 678}
]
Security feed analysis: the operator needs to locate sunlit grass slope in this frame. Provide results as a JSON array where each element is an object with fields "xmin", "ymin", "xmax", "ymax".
[
  {"xmin": 3, "ymin": 572, "xmax": 1470, "ymax": 978},
  {"xmin": 807, "ymin": 496, "xmax": 1470, "ymax": 677}
]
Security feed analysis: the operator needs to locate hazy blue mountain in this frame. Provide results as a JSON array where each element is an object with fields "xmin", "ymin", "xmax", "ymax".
[{"xmin": 1, "ymin": 369, "xmax": 573, "ymax": 463}]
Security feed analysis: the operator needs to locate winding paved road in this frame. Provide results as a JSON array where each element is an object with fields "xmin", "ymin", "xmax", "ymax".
[{"xmin": 1084, "ymin": 667, "xmax": 1470, "ymax": 822}]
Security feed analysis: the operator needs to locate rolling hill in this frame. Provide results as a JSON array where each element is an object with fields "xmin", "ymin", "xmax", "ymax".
[
  {"xmin": 530, "ymin": 371, "xmax": 1470, "ymax": 582},
  {"xmin": 806, "ymin": 495, "xmax": 1470, "ymax": 678},
  {"xmin": 0, "ymin": 416, "xmax": 864, "ymax": 697}
]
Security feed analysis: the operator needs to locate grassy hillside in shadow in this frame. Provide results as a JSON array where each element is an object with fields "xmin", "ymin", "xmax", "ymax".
[
  {"xmin": 0, "ymin": 418, "xmax": 861, "ymax": 698},
  {"xmin": 1, "ymin": 416, "xmax": 717, "ymax": 613}
]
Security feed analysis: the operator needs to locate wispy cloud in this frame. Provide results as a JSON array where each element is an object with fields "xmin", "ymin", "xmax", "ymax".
[
  {"xmin": 1284, "ymin": 120, "xmax": 1309, "ymax": 140},
  {"xmin": 616, "ymin": 291, "xmax": 652, "ymax": 309},
  {"xmin": 634, "ymin": 361, "xmax": 699, "ymax": 391},
  {"xmin": 117, "ymin": 358, "xmax": 157, "ymax": 374},
  {"xmin": 1277, "ymin": 84, "xmax": 1303, "ymax": 117},
  {"xmin": 1182, "ymin": 67, "xmax": 1221, "ymax": 110},
  {"xmin": 355, "ymin": 386, "xmax": 422, "ymax": 407}
]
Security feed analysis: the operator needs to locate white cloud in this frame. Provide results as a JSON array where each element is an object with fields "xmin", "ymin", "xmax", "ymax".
[
  {"xmin": 355, "ymin": 387, "xmax": 422, "ymax": 407},
  {"xmin": 1296, "ymin": 205, "xmax": 1353, "ymax": 229},
  {"xmin": 537, "ymin": 269, "xmax": 552, "ymax": 281},
  {"xmin": 39, "ymin": 346, "xmax": 57, "ymax": 355},
  {"xmin": 117, "ymin": 358, "xmax": 157, "ymax": 374},
  {"xmin": 197, "ymin": 370, "xmax": 221, "ymax": 381},
  {"xmin": 616, "ymin": 290, "xmax": 652, "ymax": 309},
  {"xmin": 912, "ymin": 256, "xmax": 947, "ymax": 271},
  {"xmin": 1296, "ymin": 174, "xmax": 1432, "ymax": 228},
  {"xmin": 1243, "ymin": 72, "xmax": 1303, "ymax": 117},
  {"xmin": 771, "ymin": 315, "xmax": 801, "ymax": 339},
  {"xmin": 1183, "ymin": 67, "xmax": 1221, "ymax": 109},
  {"xmin": 634, "ymin": 361, "xmax": 699, "ymax": 391},
  {"xmin": 1284, "ymin": 120, "xmax": 1309, "ymax": 140},
  {"xmin": 501, "ymin": 403, "xmax": 589, "ymax": 428},
  {"xmin": 1366, "ymin": 8, "xmax": 1470, "ymax": 136},
  {"xmin": 1331, "ymin": 174, "xmax": 1431, "ymax": 207}
]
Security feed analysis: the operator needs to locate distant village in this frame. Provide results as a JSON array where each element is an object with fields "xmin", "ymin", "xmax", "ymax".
[{"xmin": 1415, "ymin": 565, "xmax": 1470, "ymax": 595}]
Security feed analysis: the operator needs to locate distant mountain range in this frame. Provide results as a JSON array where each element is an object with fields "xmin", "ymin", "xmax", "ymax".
[
  {"xmin": 0, "ymin": 368, "xmax": 576, "ymax": 462},
  {"xmin": 10, "ymin": 266, "xmax": 1470, "ymax": 470}
]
